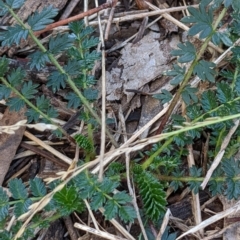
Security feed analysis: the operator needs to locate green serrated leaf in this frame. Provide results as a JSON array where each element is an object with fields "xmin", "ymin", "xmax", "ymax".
[
  {"xmin": 193, "ymin": 60, "xmax": 216, "ymax": 82},
  {"xmin": 118, "ymin": 205, "xmax": 136, "ymax": 223},
  {"xmin": 6, "ymin": 0, "xmax": 25, "ymax": 9},
  {"xmin": 25, "ymin": 108, "xmax": 40, "ymax": 123},
  {"xmin": 83, "ymin": 88, "xmax": 98, "ymax": 101},
  {"xmin": 28, "ymin": 51, "xmax": 49, "ymax": 70},
  {"xmin": 216, "ymin": 82, "xmax": 233, "ymax": 103},
  {"xmin": 27, "ymin": 6, "xmax": 58, "ymax": 31},
  {"xmin": 171, "ymin": 42, "xmax": 196, "ymax": 63},
  {"xmin": 79, "ymin": 25, "xmax": 95, "ymax": 40},
  {"xmin": 113, "ymin": 191, "xmax": 132, "ymax": 204},
  {"xmin": 100, "ymin": 178, "xmax": 119, "ymax": 194},
  {"xmin": 30, "ymin": 178, "xmax": 46, "ymax": 197},
  {"xmin": 225, "ymin": 178, "xmax": 240, "ymax": 200},
  {"xmin": 47, "ymin": 71, "xmax": 67, "ymax": 93},
  {"xmin": 65, "ymin": 92, "xmax": 81, "ymax": 109},
  {"xmin": 90, "ymin": 193, "xmax": 105, "ymax": 211},
  {"xmin": 63, "ymin": 60, "xmax": 81, "ymax": 76},
  {"xmin": 14, "ymin": 199, "xmax": 32, "ymax": 217},
  {"xmin": 69, "ymin": 21, "xmax": 85, "ymax": 35},
  {"xmin": 0, "ymin": 24, "xmax": 28, "ymax": 46},
  {"xmin": 218, "ymin": 31, "xmax": 232, "ymax": 47},
  {"xmin": 181, "ymin": 85, "xmax": 198, "ymax": 104},
  {"xmin": 7, "ymin": 97, "xmax": 25, "ymax": 111},
  {"xmin": 170, "ymin": 170, "xmax": 184, "ymax": 191},
  {"xmin": 0, "ymin": 2, "xmax": 8, "ymax": 16},
  {"xmin": 7, "ymin": 67, "xmax": 25, "ymax": 86},
  {"xmin": 134, "ymin": 169, "xmax": 166, "ymax": 221},
  {"xmin": 54, "ymin": 186, "xmax": 84, "ymax": 215},
  {"xmin": 181, "ymin": 5, "xmax": 213, "ymax": 39},
  {"xmin": 222, "ymin": 158, "xmax": 240, "ymax": 178},
  {"xmin": 153, "ymin": 89, "xmax": 173, "ymax": 104},
  {"xmin": 82, "ymin": 36, "xmax": 99, "ymax": 50},
  {"xmin": 104, "ymin": 200, "xmax": 118, "ymax": 220},
  {"xmin": 49, "ymin": 34, "xmax": 74, "ymax": 54},
  {"xmin": 209, "ymin": 166, "xmax": 224, "ymax": 196},
  {"xmin": 0, "ymin": 230, "xmax": 11, "ymax": 240},
  {"xmin": 0, "ymin": 188, "xmax": 9, "ymax": 221},
  {"xmin": 0, "ymin": 56, "xmax": 9, "ymax": 77},
  {"xmin": 36, "ymin": 95, "xmax": 49, "ymax": 110},
  {"xmin": 21, "ymin": 81, "xmax": 39, "ymax": 99},
  {"xmin": 74, "ymin": 134, "xmax": 93, "ymax": 152},
  {"xmin": 188, "ymin": 166, "xmax": 202, "ymax": 194},
  {"xmin": 201, "ymin": 90, "xmax": 218, "ymax": 112},
  {"xmin": 166, "ymin": 64, "xmax": 185, "ymax": 85},
  {"xmin": 8, "ymin": 179, "xmax": 28, "ymax": 200},
  {"xmin": 0, "ymin": 84, "xmax": 11, "ymax": 100}
]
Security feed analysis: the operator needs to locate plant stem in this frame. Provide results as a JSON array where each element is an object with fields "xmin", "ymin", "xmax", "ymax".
[
  {"xmin": 0, "ymin": 77, "xmax": 75, "ymax": 143},
  {"xmin": 155, "ymin": 7, "xmax": 228, "ymax": 135},
  {"xmin": 142, "ymin": 136, "xmax": 174, "ymax": 169},
  {"xmin": 7, "ymin": 7, "xmax": 118, "ymax": 147}
]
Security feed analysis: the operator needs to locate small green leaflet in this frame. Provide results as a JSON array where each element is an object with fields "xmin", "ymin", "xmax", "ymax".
[
  {"xmin": 7, "ymin": 97, "xmax": 25, "ymax": 111},
  {"xmin": 166, "ymin": 64, "xmax": 185, "ymax": 85},
  {"xmin": 118, "ymin": 205, "xmax": 136, "ymax": 223},
  {"xmin": 5, "ymin": 0, "xmax": 25, "ymax": 9},
  {"xmin": 54, "ymin": 186, "xmax": 84, "ymax": 215},
  {"xmin": 0, "ymin": 187, "xmax": 9, "ymax": 221},
  {"xmin": 48, "ymin": 34, "xmax": 74, "ymax": 54},
  {"xmin": 104, "ymin": 200, "xmax": 118, "ymax": 220},
  {"xmin": 201, "ymin": 90, "xmax": 218, "ymax": 111},
  {"xmin": 181, "ymin": 3, "xmax": 213, "ymax": 39},
  {"xmin": 212, "ymin": 31, "xmax": 233, "ymax": 47},
  {"xmin": 21, "ymin": 81, "xmax": 39, "ymax": 99},
  {"xmin": 8, "ymin": 178, "xmax": 28, "ymax": 200},
  {"xmin": 14, "ymin": 199, "xmax": 32, "ymax": 217},
  {"xmin": 153, "ymin": 89, "xmax": 172, "ymax": 104},
  {"xmin": 0, "ymin": 84, "xmax": 11, "ymax": 100},
  {"xmin": 188, "ymin": 166, "xmax": 202, "ymax": 194},
  {"xmin": 90, "ymin": 193, "xmax": 105, "ymax": 211},
  {"xmin": 27, "ymin": 6, "xmax": 58, "ymax": 31},
  {"xmin": 0, "ymin": 56, "xmax": 9, "ymax": 77},
  {"xmin": 181, "ymin": 85, "xmax": 198, "ymax": 105},
  {"xmin": 193, "ymin": 60, "xmax": 216, "ymax": 82},
  {"xmin": 65, "ymin": 92, "xmax": 81, "ymax": 109},
  {"xmin": 0, "ymin": 1, "xmax": 8, "ymax": 16},
  {"xmin": 0, "ymin": 24, "xmax": 28, "ymax": 46},
  {"xmin": 83, "ymin": 88, "xmax": 98, "ymax": 101},
  {"xmin": 216, "ymin": 82, "xmax": 233, "ymax": 103},
  {"xmin": 171, "ymin": 42, "xmax": 196, "ymax": 63},
  {"xmin": 47, "ymin": 71, "xmax": 67, "ymax": 93},
  {"xmin": 28, "ymin": 51, "xmax": 50, "ymax": 70},
  {"xmin": 30, "ymin": 178, "xmax": 46, "ymax": 197},
  {"xmin": 7, "ymin": 67, "xmax": 25, "ymax": 86},
  {"xmin": 113, "ymin": 191, "xmax": 132, "ymax": 204}
]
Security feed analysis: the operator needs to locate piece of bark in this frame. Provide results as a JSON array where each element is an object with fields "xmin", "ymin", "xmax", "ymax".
[{"xmin": 0, "ymin": 107, "xmax": 26, "ymax": 185}]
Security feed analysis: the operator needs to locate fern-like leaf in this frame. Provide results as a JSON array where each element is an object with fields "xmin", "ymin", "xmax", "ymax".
[{"xmin": 134, "ymin": 167, "xmax": 166, "ymax": 221}]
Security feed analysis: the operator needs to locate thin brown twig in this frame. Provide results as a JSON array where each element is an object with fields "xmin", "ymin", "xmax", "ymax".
[{"xmin": 34, "ymin": 0, "xmax": 118, "ymax": 36}]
